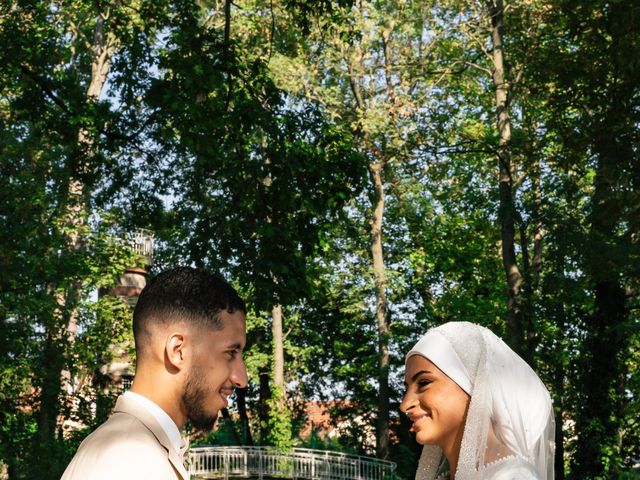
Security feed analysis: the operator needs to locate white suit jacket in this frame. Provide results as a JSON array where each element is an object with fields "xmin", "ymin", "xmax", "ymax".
[{"xmin": 61, "ymin": 395, "xmax": 190, "ymax": 480}]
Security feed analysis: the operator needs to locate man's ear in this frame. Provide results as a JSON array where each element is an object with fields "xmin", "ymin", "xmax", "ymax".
[{"xmin": 164, "ymin": 331, "xmax": 188, "ymax": 372}]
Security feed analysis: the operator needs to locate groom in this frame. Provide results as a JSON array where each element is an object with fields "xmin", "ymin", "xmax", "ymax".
[{"xmin": 62, "ymin": 267, "xmax": 248, "ymax": 480}]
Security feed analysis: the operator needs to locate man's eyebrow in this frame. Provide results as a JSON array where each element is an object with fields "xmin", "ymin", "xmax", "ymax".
[{"xmin": 226, "ymin": 342, "xmax": 243, "ymax": 350}]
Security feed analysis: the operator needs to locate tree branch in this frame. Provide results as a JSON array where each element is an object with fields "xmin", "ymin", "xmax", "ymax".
[{"xmin": 18, "ymin": 64, "xmax": 73, "ymax": 116}]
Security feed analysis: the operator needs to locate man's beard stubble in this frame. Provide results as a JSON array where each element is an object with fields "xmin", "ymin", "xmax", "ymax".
[{"xmin": 183, "ymin": 365, "xmax": 218, "ymax": 431}]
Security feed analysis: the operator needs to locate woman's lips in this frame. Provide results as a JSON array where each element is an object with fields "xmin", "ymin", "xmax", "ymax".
[{"xmin": 410, "ymin": 415, "xmax": 429, "ymax": 432}]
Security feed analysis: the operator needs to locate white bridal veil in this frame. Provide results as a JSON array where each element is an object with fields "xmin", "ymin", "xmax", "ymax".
[{"xmin": 406, "ymin": 322, "xmax": 555, "ymax": 480}]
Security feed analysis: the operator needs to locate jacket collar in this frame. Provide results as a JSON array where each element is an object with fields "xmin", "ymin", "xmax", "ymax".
[{"xmin": 113, "ymin": 395, "xmax": 190, "ymax": 480}]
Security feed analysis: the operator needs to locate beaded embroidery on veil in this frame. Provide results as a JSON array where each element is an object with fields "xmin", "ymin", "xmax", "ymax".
[{"xmin": 407, "ymin": 322, "xmax": 555, "ymax": 480}]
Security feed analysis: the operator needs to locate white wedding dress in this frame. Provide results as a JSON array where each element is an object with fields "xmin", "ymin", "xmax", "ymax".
[
  {"xmin": 481, "ymin": 455, "xmax": 539, "ymax": 480},
  {"xmin": 435, "ymin": 456, "xmax": 539, "ymax": 480}
]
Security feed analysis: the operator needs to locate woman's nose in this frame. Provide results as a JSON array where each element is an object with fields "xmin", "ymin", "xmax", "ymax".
[{"xmin": 400, "ymin": 391, "xmax": 414, "ymax": 413}]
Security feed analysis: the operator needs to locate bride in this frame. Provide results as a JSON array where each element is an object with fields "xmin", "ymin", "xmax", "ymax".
[{"xmin": 400, "ymin": 321, "xmax": 555, "ymax": 480}]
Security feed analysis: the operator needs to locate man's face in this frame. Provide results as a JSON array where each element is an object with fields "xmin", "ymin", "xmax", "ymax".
[{"xmin": 182, "ymin": 310, "xmax": 247, "ymax": 430}]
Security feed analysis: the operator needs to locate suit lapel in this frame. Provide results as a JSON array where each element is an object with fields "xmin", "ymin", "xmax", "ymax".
[{"xmin": 113, "ymin": 396, "xmax": 190, "ymax": 480}]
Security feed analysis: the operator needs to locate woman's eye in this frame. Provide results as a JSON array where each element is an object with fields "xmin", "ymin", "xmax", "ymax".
[{"xmin": 417, "ymin": 380, "xmax": 431, "ymax": 388}]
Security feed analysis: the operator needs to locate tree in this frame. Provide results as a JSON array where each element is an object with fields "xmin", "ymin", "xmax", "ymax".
[
  {"xmin": 485, "ymin": 0, "xmax": 529, "ymax": 358},
  {"xmin": 135, "ymin": 0, "xmax": 366, "ymax": 447},
  {"xmin": 525, "ymin": 0, "xmax": 640, "ymax": 476},
  {"xmin": 266, "ymin": 0, "xmax": 471, "ymax": 458},
  {"xmin": 0, "ymin": 1, "xmax": 169, "ymax": 476}
]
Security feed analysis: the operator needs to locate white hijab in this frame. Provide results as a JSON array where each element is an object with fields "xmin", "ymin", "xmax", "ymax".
[{"xmin": 406, "ymin": 322, "xmax": 554, "ymax": 480}]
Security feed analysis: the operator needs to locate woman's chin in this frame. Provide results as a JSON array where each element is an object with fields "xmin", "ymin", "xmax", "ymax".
[{"xmin": 415, "ymin": 432, "xmax": 434, "ymax": 446}]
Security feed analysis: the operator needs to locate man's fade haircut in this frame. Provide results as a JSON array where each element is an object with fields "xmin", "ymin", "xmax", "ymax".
[{"xmin": 133, "ymin": 267, "xmax": 246, "ymax": 355}]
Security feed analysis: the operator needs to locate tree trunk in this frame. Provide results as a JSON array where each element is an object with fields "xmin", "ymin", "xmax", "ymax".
[
  {"xmin": 346, "ymin": 45, "xmax": 392, "ymax": 459},
  {"xmin": 528, "ymin": 156, "xmax": 544, "ymax": 359},
  {"xmin": 268, "ymin": 304, "xmax": 291, "ymax": 449},
  {"xmin": 487, "ymin": 0, "xmax": 526, "ymax": 357},
  {"xmin": 520, "ymin": 113, "xmax": 544, "ymax": 363},
  {"xmin": 575, "ymin": 282, "xmax": 626, "ymax": 476},
  {"xmin": 35, "ymin": 331, "xmax": 65, "ymax": 452},
  {"xmin": 551, "ymin": 296, "xmax": 568, "ymax": 480},
  {"xmin": 573, "ymin": 132, "xmax": 629, "ymax": 477},
  {"xmin": 236, "ymin": 387, "xmax": 254, "ymax": 446},
  {"xmin": 369, "ymin": 160, "xmax": 390, "ymax": 460},
  {"xmin": 221, "ymin": 407, "xmax": 242, "ymax": 444},
  {"xmin": 258, "ymin": 365, "xmax": 270, "ymax": 440},
  {"xmin": 553, "ymin": 361, "xmax": 565, "ymax": 480},
  {"xmin": 272, "ymin": 304, "xmax": 285, "ymax": 391},
  {"xmin": 36, "ymin": 11, "xmax": 116, "ymax": 453}
]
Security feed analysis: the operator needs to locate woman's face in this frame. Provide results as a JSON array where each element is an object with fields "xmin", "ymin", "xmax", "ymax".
[{"xmin": 400, "ymin": 355, "xmax": 470, "ymax": 450}]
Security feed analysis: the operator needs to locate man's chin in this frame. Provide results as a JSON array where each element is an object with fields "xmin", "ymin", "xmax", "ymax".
[{"xmin": 188, "ymin": 413, "xmax": 218, "ymax": 432}]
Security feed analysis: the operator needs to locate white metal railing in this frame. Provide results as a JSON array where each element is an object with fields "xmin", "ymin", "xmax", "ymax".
[
  {"xmin": 189, "ymin": 446, "xmax": 396, "ymax": 480},
  {"xmin": 125, "ymin": 229, "xmax": 154, "ymax": 261}
]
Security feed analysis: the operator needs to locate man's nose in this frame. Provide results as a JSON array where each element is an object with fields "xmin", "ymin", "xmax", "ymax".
[{"xmin": 231, "ymin": 358, "xmax": 248, "ymax": 388}]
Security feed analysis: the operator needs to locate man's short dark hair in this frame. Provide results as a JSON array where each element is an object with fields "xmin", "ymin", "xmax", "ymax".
[{"xmin": 133, "ymin": 267, "xmax": 246, "ymax": 355}]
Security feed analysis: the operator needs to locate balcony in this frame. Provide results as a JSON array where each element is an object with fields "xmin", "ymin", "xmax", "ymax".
[
  {"xmin": 125, "ymin": 228, "xmax": 154, "ymax": 265},
  {"xmin": 189, "ymin": 446, "xmax": 396, "ymax": 480}
]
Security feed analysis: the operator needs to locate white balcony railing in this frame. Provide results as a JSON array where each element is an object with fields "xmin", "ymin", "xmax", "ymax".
[
  {"xmin": 189, "ymin": 446, "xmax": 396, "ymax": 480},
  {"xmin": 125, "ymin": 229, "xmax": 153, "ymax": 263}
]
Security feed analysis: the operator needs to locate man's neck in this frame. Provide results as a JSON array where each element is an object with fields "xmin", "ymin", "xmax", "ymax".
[{"xmin": 130, "ymin": 372, "xmax": 185, "ymax": 430}]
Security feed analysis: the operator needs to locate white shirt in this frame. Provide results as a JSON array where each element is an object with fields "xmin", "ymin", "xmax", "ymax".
[{"xmin": 123, "ymin": 391, "xmax": 188, "ymax": 460}]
